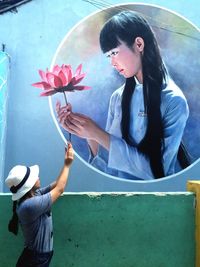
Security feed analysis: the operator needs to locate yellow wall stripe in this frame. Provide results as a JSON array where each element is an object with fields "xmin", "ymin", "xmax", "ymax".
[{"xmin": 187, "ymin": 181, "xmax": 200, "ymax": 267}]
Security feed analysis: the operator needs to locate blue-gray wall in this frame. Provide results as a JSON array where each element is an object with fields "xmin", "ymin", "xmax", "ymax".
[
  {"xmin": 0, "ymin": 51, "xmax": 9, "ymax": 191},
  {"xmin": 0, "ymin": 0, "xmax": 200, "ymax": 192}
]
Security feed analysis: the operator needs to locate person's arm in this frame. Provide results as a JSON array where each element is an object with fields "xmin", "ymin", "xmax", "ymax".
[
  {"xmin": 57, "ymin": 88, "xmax": 188, "ymax": 180},
  {"xmin": 162, "ymin": 94, "xmax": 189, "ymax": 174},
  {"xmin": 107, "ymin": 92, "xmax": 189, "ymax": 179},
  {"xmin": 87, "ymin": 139, "xmax": 99, "ymax": 156},
  {"xmin": 50, "ymin": 181, "xmax": 57, "ymax": 190},
  {"xmin": 36, "ymin": 181, "xmax": 57, "ymax": 195},
  {"xmin": 87, "ymin": 85, "xmax": 189, "ymax": 180},
  {"xmin": 87, "ymin": 91, "xmax": 120, "ymax": 176},
  {"xmin": 50, "ymin": 143, "xmax": 74, "ymax": 203}
]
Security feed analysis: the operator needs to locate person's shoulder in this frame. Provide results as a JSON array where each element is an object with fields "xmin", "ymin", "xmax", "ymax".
[
  {"xmin": 162, "ymin": 78, "xmax": 186, "ymax": 100},
  {"xmin": 161, "ymin": 78, "xmax": 189, "ymax": 116},
  {"xmin": 17, "ymin": 198, "xmax": 33, "ymax": 217},
  {"xmin": 18, "ymin": 194, "xmax": 45, "ymax": 211},
  {"xmin": 18, "ymin": 197, "xmax": 37, "ymax": 211},
  {"xmin": 110, "ymin": 84, "xmax": 124, "ymax": 101}
]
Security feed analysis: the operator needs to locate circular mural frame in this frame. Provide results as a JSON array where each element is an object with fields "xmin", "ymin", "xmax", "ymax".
[{"xmin": 49, "ymin": 3, "xmax": 200, "ymax": 183}]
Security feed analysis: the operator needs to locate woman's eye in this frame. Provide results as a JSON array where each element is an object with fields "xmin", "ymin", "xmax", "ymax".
[
  {"xmin": 106, "ymin": 51, "xmax": 118, "ymax": 58},
  {"xmin": 111, "ymin": 51, "xmax": 118, "ymax": 56}
]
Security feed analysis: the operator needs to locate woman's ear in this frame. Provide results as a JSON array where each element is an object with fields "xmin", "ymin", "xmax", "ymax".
[{"xmin": 134, "ymin": 37, "xmax": 144, "ymax": 52}]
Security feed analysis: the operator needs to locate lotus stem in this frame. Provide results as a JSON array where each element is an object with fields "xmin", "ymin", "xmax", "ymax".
[{"xmin": 63, "ymin": 91, "xmax": 71, "ymax": 142}]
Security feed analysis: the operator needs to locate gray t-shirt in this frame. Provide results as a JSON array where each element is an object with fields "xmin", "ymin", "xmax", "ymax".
[{"xmin": 17, "ymin": 185, "xmax": 53, "ymax": 252}]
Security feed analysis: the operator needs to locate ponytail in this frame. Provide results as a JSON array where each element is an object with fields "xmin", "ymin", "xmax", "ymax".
[{"xmin": 8, "ymin": 201, "xmax": 18, "ymax": 235}]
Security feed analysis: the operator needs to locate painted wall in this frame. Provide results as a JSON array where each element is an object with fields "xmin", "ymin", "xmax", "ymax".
[
  {"xmin": 0, "ymin": 193, "xmax": 195, "ymax": 267},
  {"xmin": 0, "ymin": 0, "xmax": 200, "ymax": 191},
  {"xmin": 0, "ymin": 51, "xmax": 9, "ymax": 191}
]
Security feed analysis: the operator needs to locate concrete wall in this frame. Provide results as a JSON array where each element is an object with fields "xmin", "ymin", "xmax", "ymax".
[
  {"xmin": 0, "ymin": 0, "xmax": 200, "ymax": 192},
  {"xmin": 0, "ymin": 193, "xmax": 195, "ymax": 267},
  {"xmin": 0, "ymin": 51, "xmax": 9, "ymax": 191}
]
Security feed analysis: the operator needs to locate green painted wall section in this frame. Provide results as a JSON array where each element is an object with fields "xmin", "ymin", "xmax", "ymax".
[{"xmin": 0, "ymin": 193, "xmax": 195, "ymax": 267}]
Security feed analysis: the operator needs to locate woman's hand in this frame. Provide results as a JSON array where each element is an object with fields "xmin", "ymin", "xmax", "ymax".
[
  {"xmin": 56, "ymin": 101, "xmax": 100, "ymax": 140},
  {"xmin": 56, "ymin": 101, "xmax": 72, "ymax": 127},
  {"xmin": 65, "ymin": 113, "xmax": 102, "ymax": 140},
  {"xmin": 56, "ymin": 101, "xmax": 110, "ymax": 150}
]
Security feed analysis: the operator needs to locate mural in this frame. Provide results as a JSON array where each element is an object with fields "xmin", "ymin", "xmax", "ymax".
[{"xmin": 48, "ymin": 4, "xmax": 200, "ymax": 182}]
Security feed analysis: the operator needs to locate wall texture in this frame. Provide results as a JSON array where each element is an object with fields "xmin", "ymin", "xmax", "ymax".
[
  {"xmin": 0, "ymin": 193, "xmax": 195, "ymax": 267},
  {"xmin": 0, "ymin": 51, "xmax": 9, "ymax": 191},
  {"xmin": 0, "ymin": 0, "xmax": 200, "ymax": 192}
]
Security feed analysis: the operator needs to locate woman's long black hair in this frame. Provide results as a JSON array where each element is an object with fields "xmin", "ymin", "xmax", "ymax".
[{"xmin": 100, "ymin": 10, "xmax": 190, "ymax": 178}]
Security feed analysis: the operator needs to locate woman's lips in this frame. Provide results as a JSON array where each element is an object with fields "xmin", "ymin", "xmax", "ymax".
[
  {"xmin": 119, "ymin": 69, "xmax": 124, "ymax": 75},
  {"xmin": 117, "ymin": 68, "xmax": 124, "ymax": 74},
  {"xmin": 115, "ymin": 67, "xmax": 125, "ymax": 75}
]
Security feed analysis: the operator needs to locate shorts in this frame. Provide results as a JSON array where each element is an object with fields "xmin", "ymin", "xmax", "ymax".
[{"xmin": 16, "ymin": 247, "xmax": 53, "ymax": 267}]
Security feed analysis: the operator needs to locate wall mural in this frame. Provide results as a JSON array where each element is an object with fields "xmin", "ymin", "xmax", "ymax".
[{"xmin": 49, "ymin": 3, "xmax": 200, "ymax": 182}]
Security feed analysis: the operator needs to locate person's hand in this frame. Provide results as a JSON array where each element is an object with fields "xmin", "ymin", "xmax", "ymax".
[
  {"xmin": 56, "ymin": 101, "xmax": 100, "ymax": 140},
  {"xmin": 64, "ymin": 143, "xmax": 74, "ymax": 166},
  {"xmin": 56, "ymin": 101, "xmax": 72, "ymax": 129},
  {"xmin": 56, "ymin": 102, "xmax": 110, "ymax": 150},
  {"xmin": 64, "ymin": 112, "xmax": 101, "ymax": 140}
]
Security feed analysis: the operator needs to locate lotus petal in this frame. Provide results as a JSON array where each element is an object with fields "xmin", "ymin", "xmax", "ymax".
[
  {"xmin": 75, "ymin": 64, "xmax": 82, "ymax": 76},
  {"xmin": 58, "ymin": 70, "xmax": 68, "ymax": 86},
  {"xmin": 40, "ymin": 89, "xmax": 57, "ymax": 96},
  {"xmin": 52, "ymin": 65, "xmax": 61, "ymax": 75},
  {"xmin": 73, "ymin": 85, "xmax": 91, "ymax": 91},
  {"xmin": 62, "ymin": 65, "xmax": 72, "ymax": 84},
  {"xmin": 46, "ymin": 73, "xmax": 63, "ymax": 88},
  {"xmin": 32, "ymin": 82, "xmax": 52, "ymax": 89},
  {"xmin": 38, "ymin": 70, "xmax": 48, "ymax": 83},
  {"xmin": 71, "ymin": 73, "xmax": 85, "ymax": 85}
]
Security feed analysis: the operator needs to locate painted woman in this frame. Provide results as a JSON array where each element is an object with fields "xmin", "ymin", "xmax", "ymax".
[{"xmin": 57, "ymin": 10, "xmax": 190, "ymax": 180}]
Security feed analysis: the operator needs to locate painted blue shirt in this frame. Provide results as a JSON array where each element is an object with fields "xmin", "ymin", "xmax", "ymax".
[
  {"xmin": 17, "ymin": 185, "xmax": 53, "ymax": 252},
  {"xmin": 89, "ymin": 78, "xmax": 189, "ymax": 180}
]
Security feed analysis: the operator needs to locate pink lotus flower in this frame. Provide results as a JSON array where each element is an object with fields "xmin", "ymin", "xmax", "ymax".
[
  {"xmin": 32, "ymin": 64, "xmax": 91, "ymax": 96},
  {"xmin": 32, "ymin": 64, "xmax": 91, "ymax": 142}
]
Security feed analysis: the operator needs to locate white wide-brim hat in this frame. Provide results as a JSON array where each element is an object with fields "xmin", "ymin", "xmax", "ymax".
[{"xmin": 5, "ymin": 165, "xmax": 39, "ymax": 201}]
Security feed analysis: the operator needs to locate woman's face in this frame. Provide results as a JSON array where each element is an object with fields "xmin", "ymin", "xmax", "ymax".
[{"xmin": 106, "ymin": 39, "xmax": 143, "ymax": 83}]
